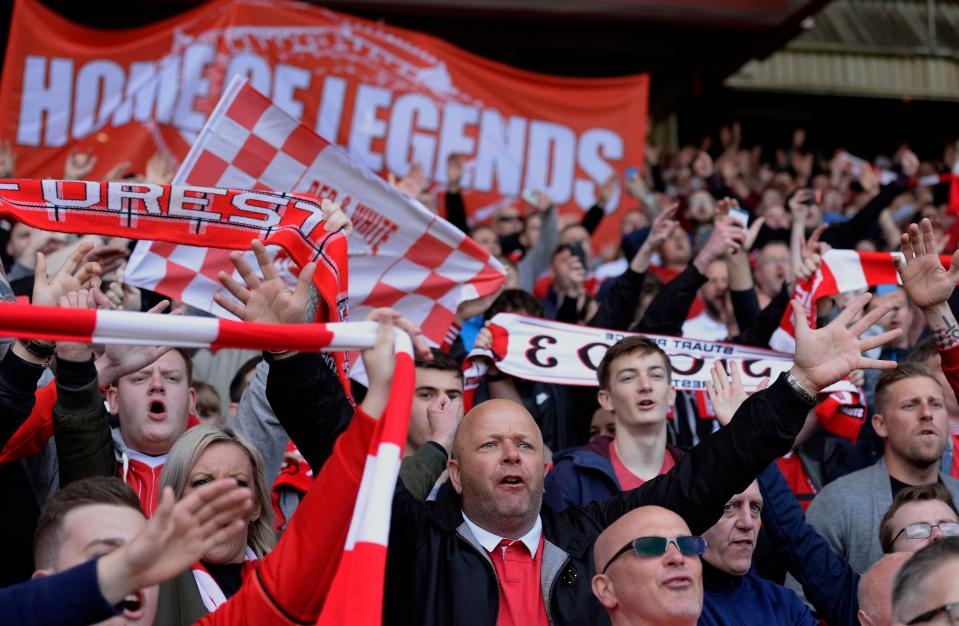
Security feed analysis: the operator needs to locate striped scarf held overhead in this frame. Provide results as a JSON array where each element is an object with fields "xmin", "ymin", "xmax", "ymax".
[{"xmin": 0, "ymin": 304, "xmax": 414, "ymax": 626}]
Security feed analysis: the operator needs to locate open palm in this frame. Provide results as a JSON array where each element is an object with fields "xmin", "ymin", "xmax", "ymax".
[
  {"xmin": 896, "ymin": 218, "xmax": 959, "ymax": 310},
  {"xmin": 791, "ymin": 292, "xmax": 900, "ymax": 393},
  {"xmin": 214, "ymin": 240, "xmax": 316, "ymax": 325}
]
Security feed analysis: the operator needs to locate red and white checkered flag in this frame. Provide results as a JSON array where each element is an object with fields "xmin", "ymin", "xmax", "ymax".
[{"xmin": 126, "ymin": 76, "xmax": 505, "ymax": 345}]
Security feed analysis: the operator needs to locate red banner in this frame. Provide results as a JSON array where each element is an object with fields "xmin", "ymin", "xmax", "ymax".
[{"xmin": 0, "ymin": 0, "xmax": 648, "ymax": 247}]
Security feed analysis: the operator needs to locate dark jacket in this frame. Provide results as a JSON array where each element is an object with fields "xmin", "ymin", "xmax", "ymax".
[
  {"xmin": 0, "ymin": 556, "xmax": 119, "ymax": 626},
  {"xmin": 544, "ymin": 435, "xmax": 685, "ymax": 512},
  {"xmin": 700, "ymin": 563, "xmax": 816, "ymax": 626},
  {"xmin": 382, "ymin": 374, "xmax": 815, "ymax": 626},
  {"xmin": 757, "ymin": 463, "xmax": 860, "ymax": 626}
]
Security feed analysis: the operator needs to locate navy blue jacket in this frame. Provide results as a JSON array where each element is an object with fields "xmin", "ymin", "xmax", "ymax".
[
  {"xmin": 0, "ymin": 557, "xmax": 119, "ymax": 625},
  {"xmin": 700, "ymin": 563, "xmax": 816, "ymax": 626},
  {"xmin": 544, "ymin": 435, "xmax": 684, "ymax": 512},
  {"xmin": 757, "ymin": 463, "xmax": 860, "ymax": 626}
]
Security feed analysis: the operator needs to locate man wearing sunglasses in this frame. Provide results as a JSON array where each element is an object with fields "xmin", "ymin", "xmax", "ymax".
[
  {"xmin": 383, "ymin": 292, "xmax": 903, "ymax": 625},
  {"xmin": 592, "ymin": 507, "xmax": 706, "ymax": 626}
]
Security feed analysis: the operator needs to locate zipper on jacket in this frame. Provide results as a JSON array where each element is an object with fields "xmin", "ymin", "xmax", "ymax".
[{"xmin": 544, "ymin": 555, "xmax": 570, "ymax": 626}]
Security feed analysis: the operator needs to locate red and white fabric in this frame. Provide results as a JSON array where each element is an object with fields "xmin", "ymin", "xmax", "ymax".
[
  {"xmin": 769, "ymin": 249, "xmax": 954, "ymax": 352},
  {"xmin": 192, "ymin": 547, "xmax": 259, "ymax": 612},
  {"xmin": 126, "ymin": 76, "xmax": 505, "ymax": 348},
  {"xmin": 0, "ymin": 302, "xmax": 414, "ymax": 625}
]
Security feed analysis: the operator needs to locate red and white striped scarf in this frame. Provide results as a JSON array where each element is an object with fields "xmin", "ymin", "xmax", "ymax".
[
  {"xmin": 0, "ymin": 305, "xmax": 414, "ymax": 625},
  {"xmin": 769, "ymin": 249, "xmax": 953, "ymax": 352},
  {"xmin": 191, "ymin": 547, "xmax": 259, "ymax": 612}
]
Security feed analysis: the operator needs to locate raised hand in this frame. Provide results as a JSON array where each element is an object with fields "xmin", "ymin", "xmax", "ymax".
[
  {"xmin": 895, "ymin": 218, "xmax": 959, "ymax": 311},
  {"xmin": 389, "ymin": 162, "xmax": 426, "ymax": 198},
  {"xmin": 790, "ymin": 292, "xmax": 900, "ymax": 395},
  {"xmin": 33, "ymin": 241, "xmax": 101, "ymax": 307},
  {"xmin": 632, "ymin": 202, "xmax": 678, "ymax": 273},
  {"xmin": 97, "ymin": 299, "xmax": 176, "ymax": 387},
  {"xmin": 360, "ymin": 313, "xmax": 397, "ymax": 421},
  {"xmin": 54, "ymin": 288, "xmax": 103, "ymax": 362},
  {"xmin": 321, "ymin": 198, "xmax": 353, "ymax": 238},
  {"xmin": 447, "ymin": 153, "xmax": 464, "ymax": 193},
  {"xmin": 0, "ymin": 138, "xmax": 17, "ymax": 178},
  {"xmin": 364, "ymin": 306, "xmax": 431, "ymax": 360},
  {"xmin": 693, "ymin": 214, "xmax": 745, "ymax": 273},
  {"xmin": 97, "ymin": 480, "xmax": 252, "ymax": 605},
  {"xmin": 83, "ymin": 243, "xmax": 129, "ymax": 278},
  {"xmin": 705, "ymin": 360, "xmax": 768, "ymax": 427},
  {"xmin": 145, "ymin": 152, "xmax": 176, "ymax": 185},
  {"xmin": 597, "ymin": 173, "xmax": 619, "ymax": 208},
  {"xmin": 64, "ymin": 148, "xmax": 97, "ymax": 180},
  {"xmin": 427, "ymin": 394, "xmax": 462, "ymax": 453},
  {"xmin": 214, "ymin": 239, "xmax": 316, "ymax": 325}
]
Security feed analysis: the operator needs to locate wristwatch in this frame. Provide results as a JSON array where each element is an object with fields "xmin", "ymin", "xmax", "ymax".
[
  {"xmin": 18, "ymin": 339, "xmax": 56, "ymax": 361},
  {"xmin": 783, "ymin": 371, "xmax": 816, "ymax": 404}
]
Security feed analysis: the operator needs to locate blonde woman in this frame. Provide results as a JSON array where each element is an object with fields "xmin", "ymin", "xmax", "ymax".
[{"xmin": 154, "ymin": 426, "xmax": 275, "ymax": 624}]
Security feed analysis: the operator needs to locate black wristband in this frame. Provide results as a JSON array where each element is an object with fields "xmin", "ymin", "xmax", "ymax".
[{"xmin": 18, "ymin": 339, "xmax": 55, "ymax": 360}]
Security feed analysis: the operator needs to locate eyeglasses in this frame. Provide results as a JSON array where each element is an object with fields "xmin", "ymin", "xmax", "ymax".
[
  {"xmin": 496, "ymin": 215, "xmax": 521, "ymax": 223},
  {"xmin": 906, "ymin": 602, "xmax": 959, "ymax": 625},
  {"xmin": 601, "ymin": 536, "xmax": 707, "ymax": 574},
  {"xmin": 893, "ymin": 522, "xmax": 959, "ymax": 543}
]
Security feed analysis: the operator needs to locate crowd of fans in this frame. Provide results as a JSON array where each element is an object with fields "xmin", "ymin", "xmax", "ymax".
[{"xmin": 1, "ymin": 121, "xmax": 959, "ymax": 626}]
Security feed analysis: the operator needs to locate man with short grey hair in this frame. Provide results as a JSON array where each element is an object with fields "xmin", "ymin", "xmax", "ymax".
[{"xmin": 891, "ymin": 537, "xmax": 959, "ymax": 625}]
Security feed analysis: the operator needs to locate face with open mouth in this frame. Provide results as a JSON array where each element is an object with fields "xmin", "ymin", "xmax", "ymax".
[
  {"xmin": 449, "ymin": 400, "xmax": 546, "ymax": 536},
  {"xmin": 38, "ymin": 503, "xmax": 159, "ymax": 626},
  {"xmin": 875, "ymin": 376, "xmax": 948, "ymax": 468},
  {"xmin": 702, "ymin": 481, "xmax": 762, "ymax": 577},
  {"xmin": 111, "ymin": 350, "xmax": 196, "ymax": 456},
  {"xmin": 599, "ymin": 350, "xmax": 675, "ymax": 429},
  {"xmin": 593, "ymin": 506, "xmax": 703, "ymax": 624}
]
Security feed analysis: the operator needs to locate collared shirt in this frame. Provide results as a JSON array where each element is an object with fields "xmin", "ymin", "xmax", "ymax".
[
  {"xmin": 462, "ymin": 512, "xmax": 543, "ymax": 559},
  {"xmin": 462, "ymin": 512, "xmax": 549, "ymax": 626}
]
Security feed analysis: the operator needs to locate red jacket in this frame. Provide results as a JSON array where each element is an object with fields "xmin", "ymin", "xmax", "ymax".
[
  {"xmin": 941, "ymin": 345, "xmax": 959, "ymax": 479},
  {"xmin": 196, "ymin": 407, "xmax": 375, "ymax": 625}
]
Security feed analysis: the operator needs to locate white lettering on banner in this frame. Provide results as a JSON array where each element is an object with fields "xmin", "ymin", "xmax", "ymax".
[
  {"xmin": 17, "ymin": 56, "xmax": 73, "ymax": 147},
  {"xmin": 348, "ymin": 84, "xmax": 392, "ymax": 172},
  {"xmin": 229, "ymin": 191, "xmax": 283, "ymax": 229},
  {"xmin": 41, "ymin": 180, "xmax": 100, "ymax": 208},
  {"xmin": 385, "ymin": 93, "xmax": 439, "ymax": 177},
  {"xmin": 107, "ymin": 183, "xmax": 164, "ymax": 215},
  {"xmin": 316, "ymin": 76, "xmax": 347, "ymax": 143},
  {"xmin": 168, "ymin": 185, "xmax": 225, "ymax": 221},
  {"xmin": 475, "ymin": 313, "xmax": 856, "ymax": 394},
  {"xmin": 73, "ymin": 60, "xmax": 125, "ymax": 140},
  {"xmin": 15, "ymin": 51, "xmax": 626, "ymax": 211},
  {"xmin": 174, "ymin": 44, "xmax": 216, "ymax": 132}
]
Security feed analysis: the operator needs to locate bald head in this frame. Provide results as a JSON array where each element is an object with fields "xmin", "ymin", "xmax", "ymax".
[
  {"xmin": 858, "ymin": 553, "xmax": 910, "ymax": 626},
  {"xmin": 448, "ymin": 399, "xmax": 547, "ymax": 539},
  {"xmin": 452, "ymin": 399, "xmax": 542, "ymax": 459},
  {"xmin": 592, "ymin": 506, "xmax": 702, "ymax": 626},
  {"xmin": 594, "ymin": 506, "xmax": 690, "ymax": 571}
]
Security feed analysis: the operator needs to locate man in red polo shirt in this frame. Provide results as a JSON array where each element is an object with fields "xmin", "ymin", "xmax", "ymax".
[{"xmin": 545, "ymin": 335, "xmax": 682, "ymax": 512}]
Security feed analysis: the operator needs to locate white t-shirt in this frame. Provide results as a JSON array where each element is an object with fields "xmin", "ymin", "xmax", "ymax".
[{"xmin": 681, "ymin": 311, "xmax": 729, "ymax": 341}]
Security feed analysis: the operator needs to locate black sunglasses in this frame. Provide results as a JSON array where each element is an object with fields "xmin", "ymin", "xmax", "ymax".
[{"xmin": 601, "ymin": 536, "xmax": 707, "ymax": 574}]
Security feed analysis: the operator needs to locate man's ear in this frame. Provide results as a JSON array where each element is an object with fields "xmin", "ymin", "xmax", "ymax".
[
  {"xmin": 591, "ymin": 574, "xmax": 618, "ymax": 610},
  {"xmin": 188, "ymin": 387, "xmax": 197, "ymax": 417},
  {"xmin": 448, "ymin": 459, "xmax": 463, "ymax": 495},
  {"xmin": 32, "ymin": 568, "xmax": 53, "ymax": 580},
  {"xmin": 857, "ymin": 608, "xmax": 874, "ymax": 626},
  {"xmin": 597, "ymin": 389, "xmax": 613, "ymax": 413},
  {"xmin": 667, "ymin": 384, "xmax": 677, "ymax": 408},
  {"xmin": 105, "ymin": 385, "xmax": 119, "ymax": 415},
  {"xmin": 872, "ymin": 412, "xmax": 888, "ymax": 439}
]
